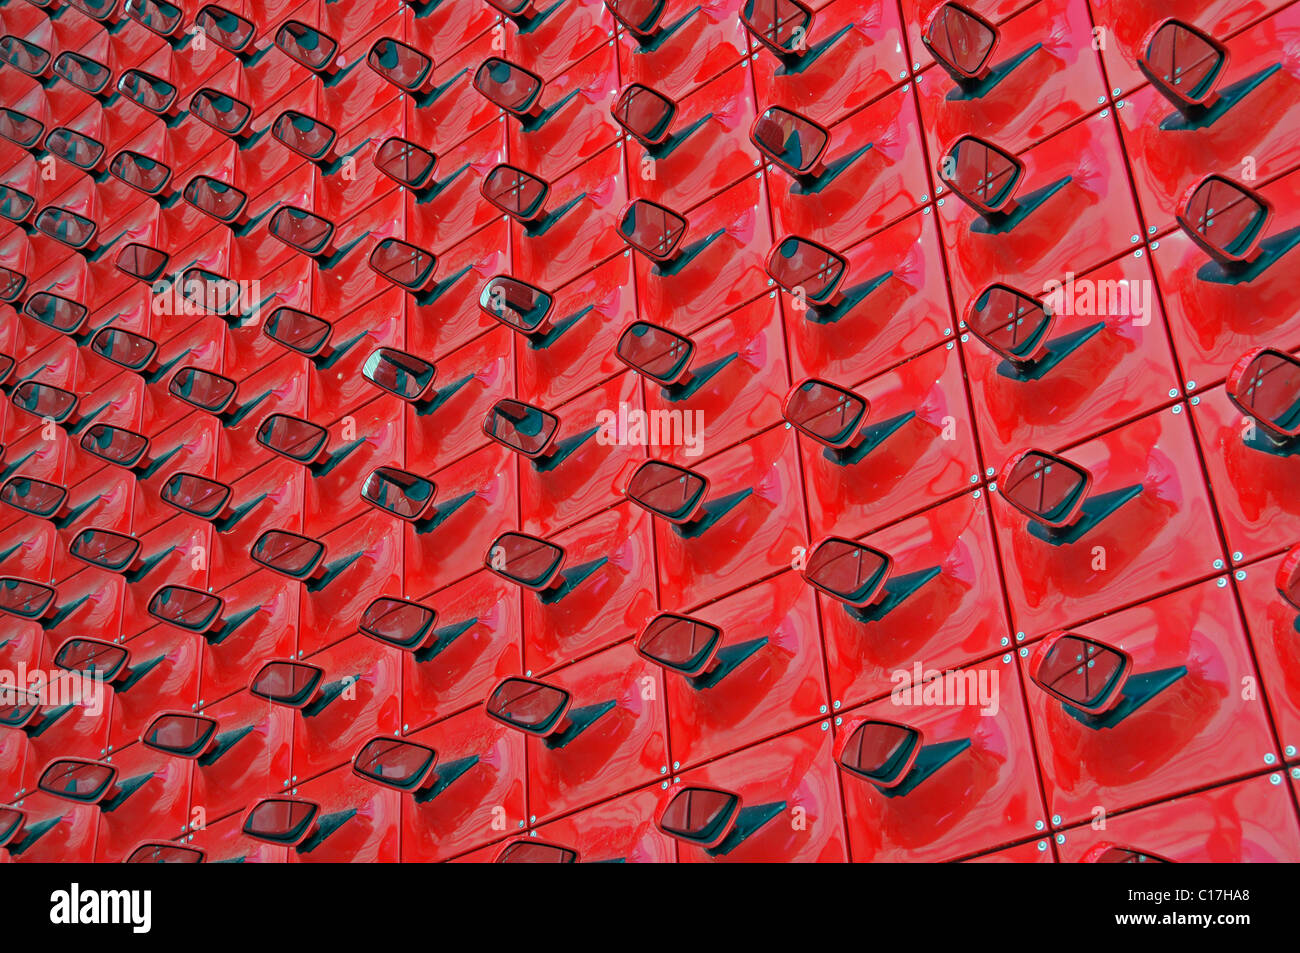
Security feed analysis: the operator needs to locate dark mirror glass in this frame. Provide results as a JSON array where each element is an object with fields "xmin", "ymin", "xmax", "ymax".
[
  {"xmin": 967, "ymin": 285, "xmax": 1051, "ymax": 362},
  {"xmin": 272, "ymin": 111, "xmax": 336, "ymax": 161},
  {"xmin": 0, "ymin": 806, "xmax": 22, "ymax": 842},
  {"xmin": 741, "ymin": 0, "xmax": 811, "ymax": 55},
  {"xmin": 196, "ymin": 4, "xmax": 256, "ymax": 53},
  {"xmin": 1229, "ymin": 349, "xmax": 1300, "ymax": 438},
  {"xmin": 0, "ymin": 694, "xmax": 40, "ymax": 728},
  {"xmin": 190, "ymin": 89, "xmax": 251, "ymax": 134},
  {"xmin": 90, "ymin": 328, "xmax": 157, "ymax": 371},
  {"xmin": 0, "ymin": 476, "xmax": 66, "ymax": 518},
  {"xmin": 804, "ymin": 538, "xmax": 890, "ymax": 604},
  {"xmin": 0, "ymin": 577, "xmax": 55, "ymax": 618},
  {"xmin": 924, "ymin": 3, "xmax": 997, "ymax": 77},
  {"xmin": 484, "ymin": 399, "xmax": 558, "ymax": 457},
  {"xmin": 244, "ymin": 798, "xmax": 318, "ymax": 843},
  {"xmin": 44, "ymin": 128, "xmax": 105, "ymax": 170},
  {"xmin": 250, "ymin": 531, "xmax": 324, "ymax": 579},
  {"xmin": 1033, "ymin": 634, "xmax": 1127, "ymax": 709},
  {"xmin": 24, "ymin": 292, "xmax": 87, "ymax": 334},
  {"xmin": 183, "ymin": 176, "xmax": 247, "ymax": 223},
  {"xmin": 369, "ymin": 238, "xmax": 435, "ymax": 290},
  {"xmin": 148, "ymin": 585, "xmax": 223, "ymax": 631},
  {"xmin": 767, "ymin": 237, "xmax": 844, "ymax": 303},
  {"xmin": 359, "ymin": 597, "xmax": 437, "ymax": 650},
  {"xmin": 482, "ymin": 164, "xmax": 548, "ymax": 219},
  {"xmin": 751, "ymin": 106, "xmax": 827, "ymax": 177},
  {"xmin": 1094, "ymin": 847, "xmax": 1169, "ymax": 863},
  {"xmin": 361, "ymin": 467, "xmax": 436, "ymax": 520},
  {"xmin": 109, "ymin": 150, "xmax": 173, "ymax": 196},
  {"xmin": 256, "ymin": 414, "xmax": 328, "ymax": 462},
  {"xmin": 143, "ymin": 713, "xmax": 217, "ymax": 757},
  {"xmin": 34, "ymin": 207, "xmax": 97, "ymax": 249},
  {"xmin": 606, "ymin": 0, "xmax": 666, "ymax": 34},
  {"xmin": 0, "ymin": 184, "xmax": 35, "ymax": 222},
  {"xmin": 38, "ymin": 760, "xmax": 115, "ymax": 802},
  {"xmin": 362, "ymin": 347, "xmax": 436, "ymax": 399},
  {"xmin": 486, "ymin": 678, "xmax": 569, "ymax": 733},
  {"xmin": 169, "ymin": 366, "xmax": 237, "ymax": 413},
  {"xmin": 55, "ymin": 638, "xmax": 128, "ymax": 679},
  {"xmin": 659, "ymin": 787, "xmax": 738, "ymax": 843},
  {"xmin": 1142, "ymin": 20, "xmax": 1224, "ymax": 107},
  {"xmin": 264, "ymin": 307, "xmax": 331, "ymax": 356},
  {"xmin": 69, "ymin": 529, "xmax": 140, "ymax": 572},
  {"xmin": 489, "ymin": 532, "xmax": 563, "ymax": 588},
  {"xmin": 367, "ymin": 38, "xmax": 431, "ymax": 91},
  {"xmin": 53, "ymin": 51, "xmax": 112, "ymax": 94},
  {"xmin": 275, "ymin": 21, "xmax": 337, "ymax": 71},
  {"xmin": 353, "ymin": 737, "xmax": 436, "ymax": 790},
  {"xmin": 840, "ymin": 721, "xmax": 920, "ymax": 785},
  {"xmin": 497, "ymin": 841, "xmax": 578, "ymax": 863},
  {"xmin": 616, "ymin": 322, "xmax": 693, "ymax": 384},
  {"xmin": 0, "ymin": 266, "xmax": 25, "ymax": 302},
  {"xmin": 0, "ymin": 37, "xmax": 49, "ymax": 77},
  {"xmin": 160, "ymin": 472, "xmax": 231, "ymax": 519},
  {"xmin": 1002, "ymin": 451, "xmax": 1089, "ymax": 525},
  {"xmin": 473, "ymin": 58, "xmax": 542, "ymax": 114},
  {"xmin": 941, "ymin": 137, "xmax": 1021, "ymax": 212},
  {"xmin": 125, "ymin": 0, "xmax": 183, "ymax": 34},
  {"xmin": 637, "ymin": 613, "xmax": 722, "ymax": 674},
  {"xmin": 115, "ymin": 243, "xmax": 170, "ymax": 282},
  {"xmin": 1180, "ymin": 176, "xmax": 1269, "ymax": 263},
  {"xmin": 180, "ymin": 268, "xmax": 244, "ymax": 317},
  {"xmin": 11, "ymin": 381, "xmax": 77, "ymax": 421},
  {"xmin": 619, "ymin": 200, "xmax": 687, "ymax": 261},
  {"xmin": 627, "ymin": 461, "xmax": 707, "ymax": 522},
  {"xmin": 269, "ymin": 206, "xmax": 334, "ymax": 255},
  {"xmin": 127, "ymin": 843, "xmax": 204, "ymax": 863},
  {"xmin": 613, "ymin": 84, "xmax": 676, "ymax": 144},
  {"xmin": 80, "ymin": 424, "xmax": 149, "ymax": 467},
  {"xmin": 374, "ymin": 136, "xmax": 436, "ymax": 189},
  {"xmin": 479, "ymin": 276, "xmax": 552, "ymax": 332},
  {"xmin": 250, "ymin": 661, "xmax": 323, "ymax": 707},
  {"xmin": 118, "ymin": 69, "xmax": 177, "ymax": 114},
  {"xmin": 784, "ymin": 379, "xmax": 866, "ymax": 448},
  {"xmin": 0, "ymin": 108, "xmax": 43, "ymax": 148}
]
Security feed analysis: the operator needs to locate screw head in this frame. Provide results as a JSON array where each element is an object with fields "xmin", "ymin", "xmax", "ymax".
[{"xmin": 1051, "ymin": 814, "xmax": 1061, "ymax": 825}]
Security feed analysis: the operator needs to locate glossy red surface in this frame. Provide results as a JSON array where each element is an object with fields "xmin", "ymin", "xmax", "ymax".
[{"xmin": 0, "ymin": 0, "xmax": 1295, "ymax": 865}]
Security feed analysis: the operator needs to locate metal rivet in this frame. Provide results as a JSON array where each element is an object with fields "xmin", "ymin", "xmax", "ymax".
[
  {"xmin": 1286, "ymin": 745, "xmax": 1296, "ymax": 757},
  {"xmin": 1265, "ymin": 753, "xmax": 1277, "ymax": 765},
  {"xmin": 1002, "ymin": 653, "xmax": 1012, "ymax": 663},
  {"xmin": 1100, "ymin": 108, "xmax": 1108, "ymax": 118},
  {"xmin": 1233, "ymin": 552, "xmax": 1243, "ymax": 561},
  {"xmin": 1055, "ymin": 833, "xmax": 1065, "ymax": 844},
  {"xmin": 1035, "ymin": 820, "xmax": 1045, "ymax": 831},
  {"xmin": 1235, "ymin": 570, "xmax": 1246, "ymax": 581},
  {"xmin": 530, "ymin": 815, "xmax": 536, "ymax": 824},
  {"xmin": 820, "ymin": 704, "xmax": 828, "ymax": 714},
  {"xmin": 1213, "ymin": 559, "xmax": 1224, "ymax": 569},
  {"xmin": 1270, "ymin": 773, "xmax": 1282, "ymax": 785},
  {"xmin": 970, "ymin": 474, "xmax": 979, "ymax": 484},
  {"xmin": 986, "ymin": 467, "xmax": 995, "ymax": 477},
  {"xmin": 835, "ymin": 716, "xmax": 842, "ymax": 725},
  {"xmin": 1051, "ymin": 814, "xmax": 1061, "ymax": 825},
  {"xmin": 833, "ymin": 700, "xmax": 841, "ymax": 710},
  {"xmin": 1216, "ymin": 578, "xmax": 1227, "ymax": 588},
  {"xmin": 1037, "ymin": 841, "xmax": 1048, "ymax": 851},
  {"xmin": 1172, "ymin": 405, "xmax": 1182, "ymax": 415},
  {"xmin": 1130, "ymin": 235, "xmax": 1139, "ymax": 243},
  {"xmin": 673, "ymin": 761, "xmax": 680, "ymax": 769},
  {"xmin": 1169, "ymin": 388, "xmax": 1179, "ymax": 398},
  {"xmin": 1001, "ymin": 636, "xmax": 1010, "ymax": 647},
  {"xmin": 1186, "ymin": 381, "xmax": 1197, "ymax": 390},
  {"xmin": 821, "ymin": 721, "xmax": 830, "ymax": 730},
  {"xmin": 659, "ymin": 765, "xmax": 667, "ymax": 774},
  {"xmin": 1019, "ymin": 647, "xmax": 1028, "ymax": 657}
]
